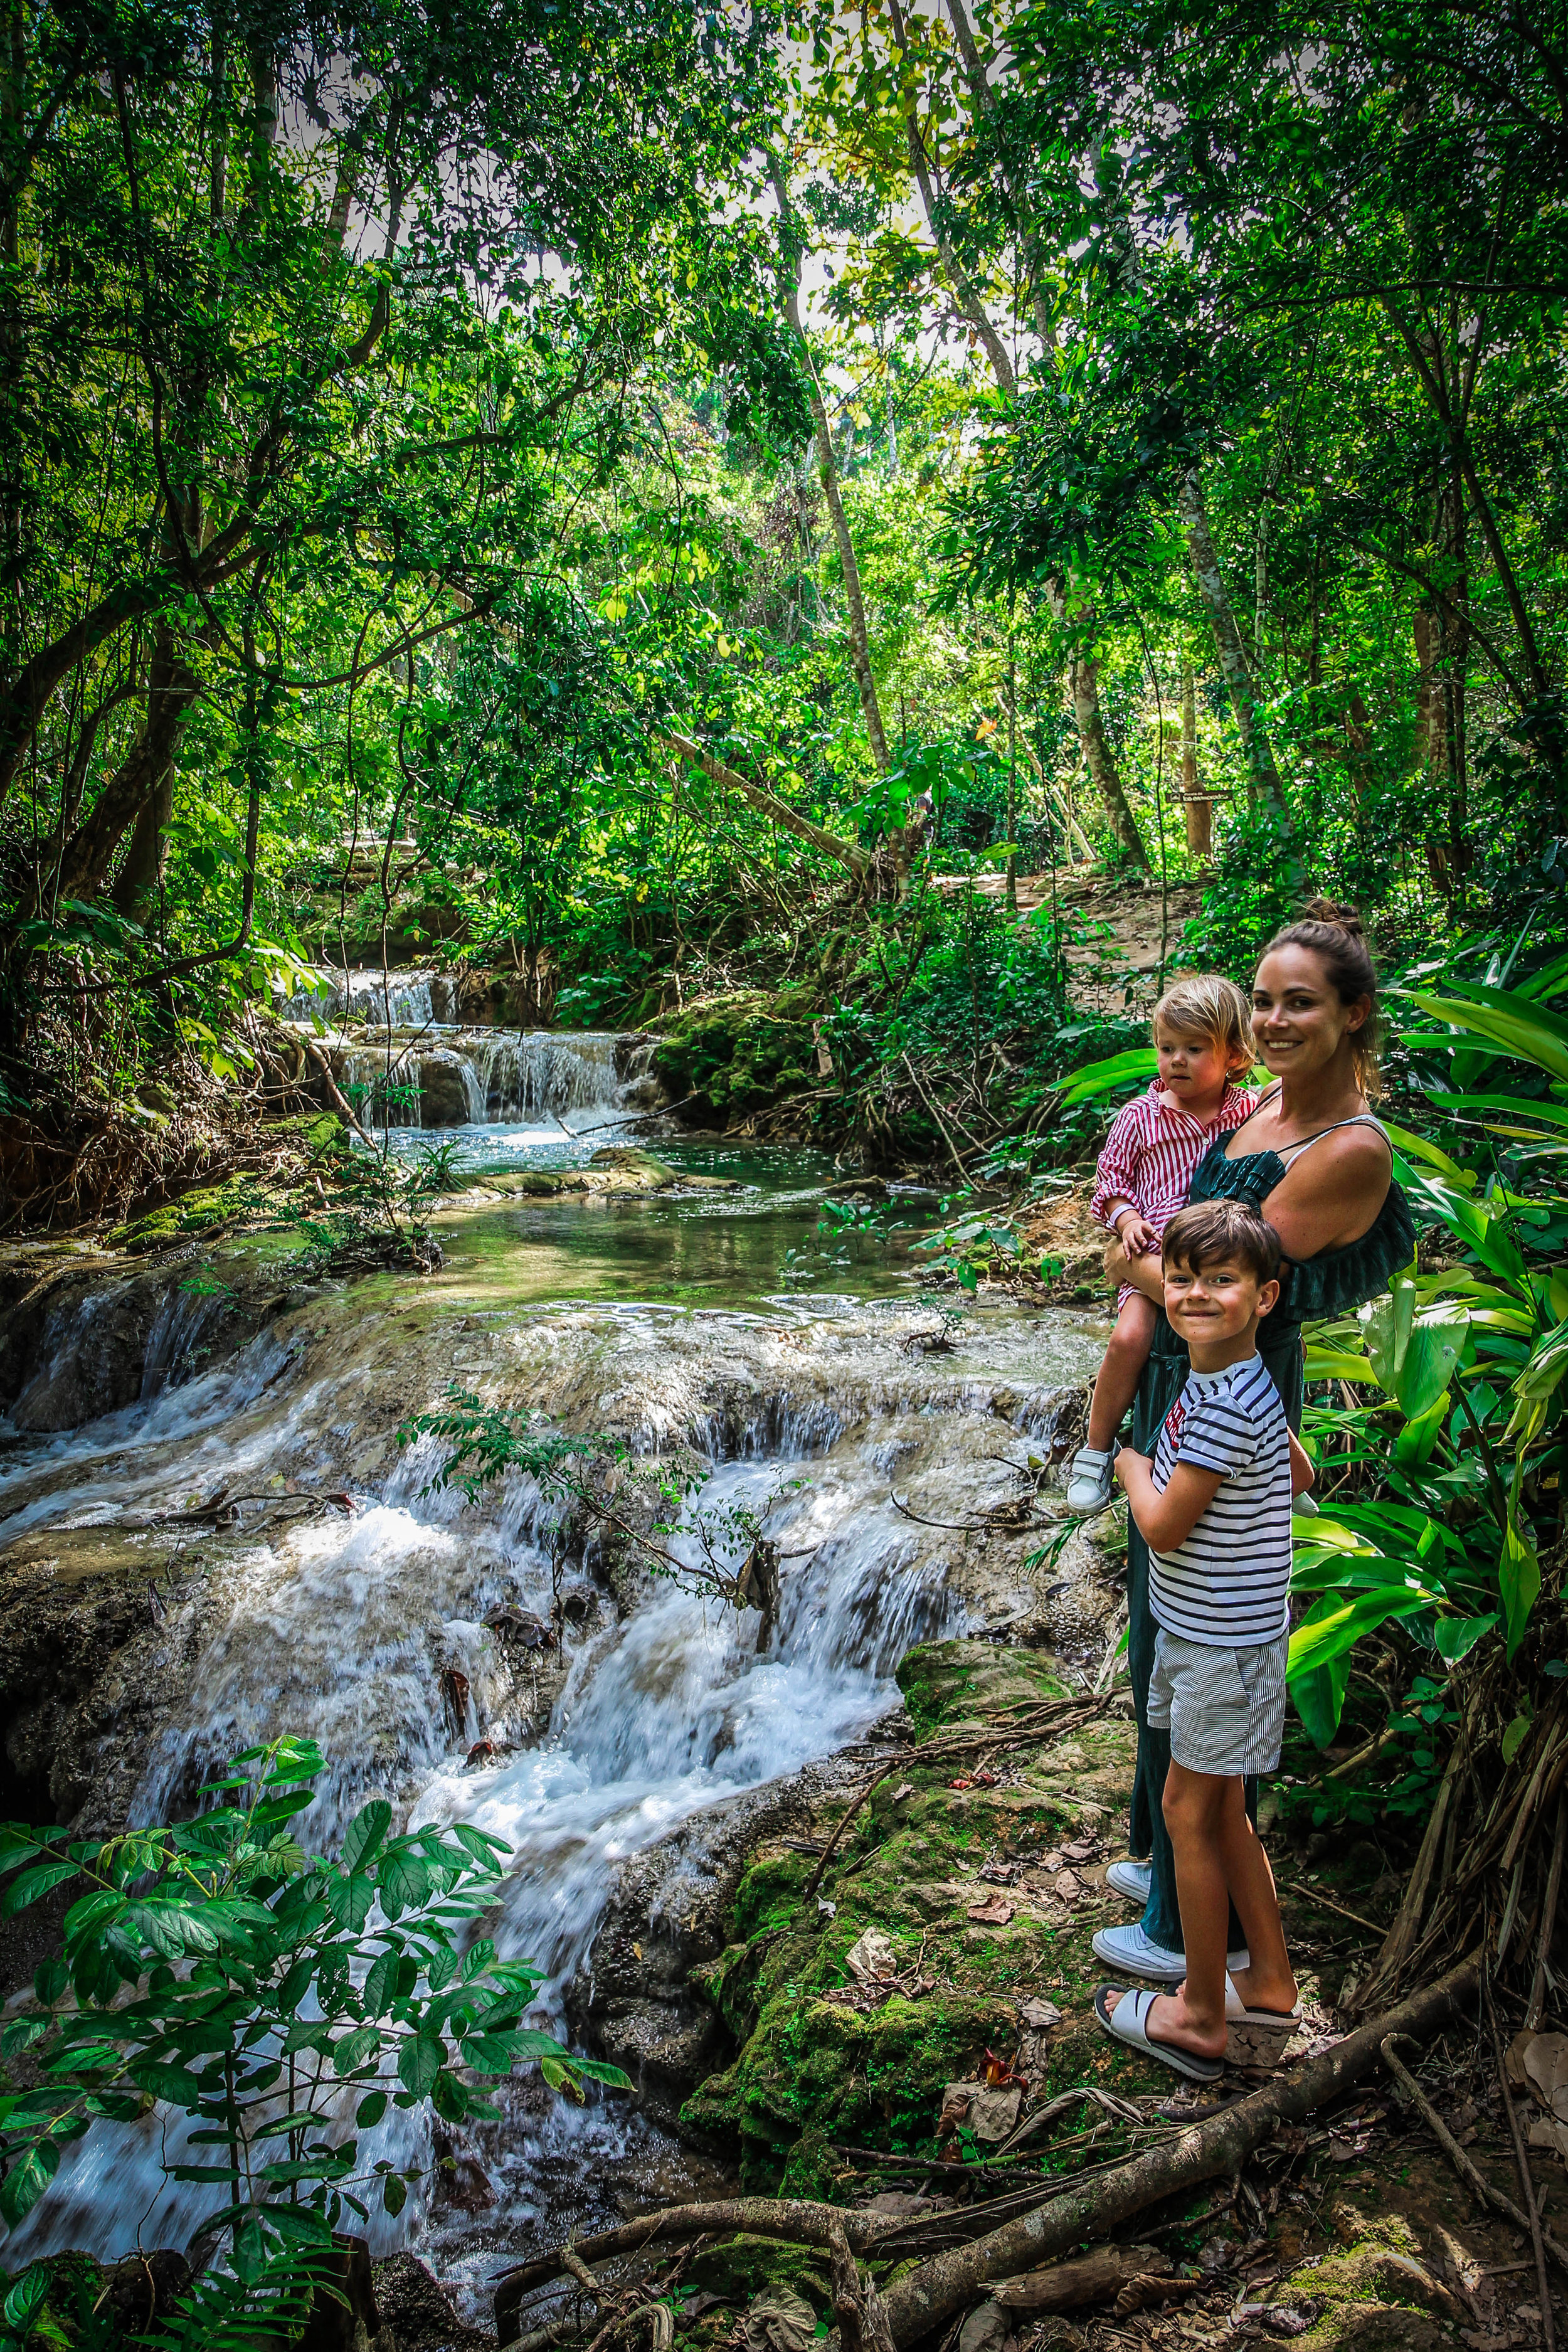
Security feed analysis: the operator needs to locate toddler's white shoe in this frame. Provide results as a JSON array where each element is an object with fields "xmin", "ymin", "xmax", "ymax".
[{"xmin": 1065, "ymin": 1445, "xmax": 1116, "ymax": 1512}]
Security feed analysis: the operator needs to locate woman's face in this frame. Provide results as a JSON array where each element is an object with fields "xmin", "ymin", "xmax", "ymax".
[{"xmin": 1251, "ymin": 944, "xmax": 1369, "ymax": 1082}]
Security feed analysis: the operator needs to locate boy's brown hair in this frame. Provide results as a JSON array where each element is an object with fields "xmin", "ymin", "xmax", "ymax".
[
  {"xmin": 1152, "ymin": 973, "xmax": 1254, "ymax": 1072},
  {"xmin": 1161, "ymin": 1199, "xmax": 1282, "ymax": 1285}
]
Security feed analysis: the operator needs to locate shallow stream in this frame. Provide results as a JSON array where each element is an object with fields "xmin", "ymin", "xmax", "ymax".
[{"xmin": 0, "ymin": 1024, "xmax": 1106, "ymax": 2309}]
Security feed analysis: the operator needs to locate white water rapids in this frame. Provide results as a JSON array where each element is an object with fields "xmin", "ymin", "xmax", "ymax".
[{"xmin": 0, "ymin": 1034, "xmax": 1106, "ymax": 2311}]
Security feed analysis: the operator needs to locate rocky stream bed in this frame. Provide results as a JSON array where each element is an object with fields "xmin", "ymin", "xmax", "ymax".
[{"xmin": 1, "ymin": 1020, "xmax": 1563, "ymax": 2352}]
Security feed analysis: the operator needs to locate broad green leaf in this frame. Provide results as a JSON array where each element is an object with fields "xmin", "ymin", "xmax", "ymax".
[
  {"xmin": 382, "ymin": 2171, "xmax": 408, "ymax": 2217},
  {"xmin": 1425, "ymin": 1090, "xmax": 1568, "ymax": 1131},
  {"xmin": 396, "ymin": 2033, "xmax": 443, "ymax": 2096},
  {"xmin": 1287, "ymin": 1653, "xmax": 1350, "ymax": 1748},
  {"xmin": 379, "ymin": 1851, "xmax": 432, "ymax": 1919},
  {"xmin": 1360, "ymin": 1285, "xmax": 1468, "ymax": 1419},
  {"xmin": 1056, "ymin": 1045, "xmax": 1158, "ymax": 1105},
  {"xmin": 1500, "ymin": 1523, "xmax": 1541, "ymax": 1659},
  {"xmin": 0, "ymin": 2139, "xmax": 60, "ymax": 2226},
  {"xmin": 1, "ymin": 1860, "xmax": 80, "ymax": 1915},
  {"xmin": 356, "ymin": 2090, "xmax": 388, "ymax": 2127},
  {"xmin": 326, "ymin": 1874, "xmax": 375, "ymax": 1934},
  {"xmin": 1398, "ymin": 985, "xmax": 1568, "ymax": 1083},
  {"xmin": 342, "ymin": 1800, "xmax": 393, "ymax": 1874},
  {"xmin": 3, "ymin": 2262, "xmax": 53, "ymax": 2333},
  {"xmin": 1287, "ymin": 1582, "xmax": 1438, "ymax": 1680},
  {"xmin": 1433, "ymin": 1613, "xmax": 1499, "ymax": 1663}
]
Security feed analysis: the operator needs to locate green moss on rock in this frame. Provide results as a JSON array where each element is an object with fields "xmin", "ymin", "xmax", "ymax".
[
  {"xmin": 109, "ymin": 1176, "xmax": 262, "ymax": 1254},
  {"xmin": 650, "ymin": 993, "xmax": 817, "ymax": 1120}
]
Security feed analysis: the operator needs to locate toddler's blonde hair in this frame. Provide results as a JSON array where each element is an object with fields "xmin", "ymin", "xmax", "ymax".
[{"xmin": 1152, "ymin": 973, "xmax": 1254, "ymax": 1073}]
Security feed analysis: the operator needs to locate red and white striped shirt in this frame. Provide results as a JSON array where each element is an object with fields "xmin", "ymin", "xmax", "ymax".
[{"xmin": 1089, "ymin": 1079, "xmax": 1259, "ymax": 1237}]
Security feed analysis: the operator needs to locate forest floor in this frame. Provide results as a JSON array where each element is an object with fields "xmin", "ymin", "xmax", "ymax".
[{"xmin": 638, "ymin": 1637, "xmax": 1565, "ymax": 2352}]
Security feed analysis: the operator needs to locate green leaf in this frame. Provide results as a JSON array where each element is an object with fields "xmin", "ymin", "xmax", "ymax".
[
  {"xmin": 0, "ymin": 2138, "xmax": 60, "ymax": 2227},
  {"xmin": 431, "ymin": 2067, "xmax": 469, "ymax": 2122},
  {"xmin": 1500, "ymin": 1523, "xmax": 1541, "ymax": 1660},
  {"xmin": 1056, "ymin": 1046, "xmax": 1158, "ymax": 1106},
  {"xmin": 1502, "ymin": 1712, "xmax": 1533, "ymax": 1764},
  {"xmin": 382, "ymin": 2171, "xmax": 408, "ymax": 2217},
  {"xmin": 363, "ymin": 1951, "xmax": 401, "ymax": 2018},
  {"xmin": 1398, "ymin": 985, "xmax": 1568, "ymax": 1083},
  {"xmin": 1433, "ymin": 1613, "xmax": 1498, "ymax": 1664},
  {"xmin": 342, "ymin": 1800, "xmax": 393, "ymax": 1874},
  {"xmin": 396, "ymin": 2033, "xmax": 443, "ymax": 2096},
  {"xmin": 356, "ymin": 2090, "xmax": 388, "ymax": 2127},
  {"xmin": 3, "ymin": 2262, "xmax": 53, "ymax": 2333},
  {"xmin": 1, "ymin": 1860, "xmax": 79, "ymax": 1915},
  {"xmin": 1287, "ymin": 1653, "xmax": 1351, "ymax": 1748},
  {"xmin": 1359, "ymin": 1284, "xmax": 1468, "ymax": 1419},
  {"xmin": 379, "ymin": 1851, "xmax": 432, "ymax": 1919},
  {"xmin": 326, "ymin": 1874, "xmax": 375, "ymax": 1933}
]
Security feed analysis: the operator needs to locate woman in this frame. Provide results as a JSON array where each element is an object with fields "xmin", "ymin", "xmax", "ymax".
[{"xmin": 1092, "ymin": 902, "xmax": 1416, "ymax": 1979}]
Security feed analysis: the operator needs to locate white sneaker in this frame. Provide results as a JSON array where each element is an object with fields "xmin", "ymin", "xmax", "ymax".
[
  {"xmin": 1106, "ymin": 1858, "xmax": 1152, "ymax": 1903},
  {"xmin": 1066, "ymin": 1445, "xmax": 1116, "ymax": 1512},
  {"xmin": 1092, "ymin": 1920, "xmax": 1251, "ymax": 1981}
]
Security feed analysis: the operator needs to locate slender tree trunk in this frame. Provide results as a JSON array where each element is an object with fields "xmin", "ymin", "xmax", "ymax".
[
  {"xmin": 1179, "ymin": 465, "xmax": 1286, "ymax": 814},
  {"xmin": 659, "ymin": 733, "xmax": 868, "ymax": 881},
  {"xmin": 56, "ymin": 632, "xmax": 200, "ymax": 904},
  {"xmin": 942, "ymin": 0, "xmax": 1053, "ymax": 349},
  {"xmin": 1069, "ymin": 644, "xmax": 1147, "ymax": 867},
  {"xmin": 768, "ymin": 161, "xmax": 891, "ymax": 783},
  {"xmin": 1180, "ymin": 654, "xmax": 1209, "ymax": 860},
  {"xmin": 886, "ymin": 0, "xmax": 1015, "ymax": 395},
  {"xmin": 110, "ymin": 756, "xmax": 176, "ymax": 918}
]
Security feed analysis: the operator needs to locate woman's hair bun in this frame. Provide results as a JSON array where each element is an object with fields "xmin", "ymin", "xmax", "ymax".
[{"xmin": 1299, "ymin": 896, "xmax": 1365, "ymax": 940}]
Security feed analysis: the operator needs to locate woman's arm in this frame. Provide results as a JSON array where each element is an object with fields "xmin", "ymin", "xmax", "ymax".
[{"xmin": 1261, "ymin": 1125, "xmax": 1392, "ymax": 1258}]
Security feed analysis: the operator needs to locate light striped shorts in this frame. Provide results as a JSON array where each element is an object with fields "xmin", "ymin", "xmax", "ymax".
[{"xmin": 1147, "ymin": 1626, "xmax": 1289, "ymax": 1776}]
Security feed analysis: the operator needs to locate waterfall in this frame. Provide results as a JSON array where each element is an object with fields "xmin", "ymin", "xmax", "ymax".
[
  {"xmin": 282, "ymin": 968, "xmax": 450, "ymax": 1029},
  {"xmin": 0, "ymin": 1281, "xmax": 1101, "ymax": 2287},
  {"xmin": 332, "ymin": 1030, "xmax": 632, "ymax": 1134}
]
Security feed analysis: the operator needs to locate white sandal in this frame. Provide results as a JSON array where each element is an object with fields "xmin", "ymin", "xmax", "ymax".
[{"xmin": 1094, "ymin": 1984, "xmax": 1222, "ymax": 2082}]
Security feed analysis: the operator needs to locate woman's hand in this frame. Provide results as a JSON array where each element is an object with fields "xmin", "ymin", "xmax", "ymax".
[{"xmin": 1104, "ymin": 1234, "xmax": 1165, "ymax": 1302}]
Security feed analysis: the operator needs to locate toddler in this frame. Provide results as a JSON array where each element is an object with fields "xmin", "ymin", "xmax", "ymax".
[{"xmin": 1066, "ymin": 975, "xmax": 1258, "ymax": 1513}]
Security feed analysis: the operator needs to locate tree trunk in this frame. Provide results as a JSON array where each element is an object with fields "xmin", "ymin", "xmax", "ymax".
[
  {"xmin": 55, "ymin": 633, "xmax": 199, "ymax": 904},
  {"xmin": 768, "ymin": 162, "xmax": 891, "ymax": 783},
  {"xmin": 1060, "ymin": 630, "xmax": 1146, "ymax": 867},
  {"xmin": 1178, "ymin": 465, "xmax": 1286, "ymax": 815},
  {"xmin": 885, "ymin": 0, "xmax": 1015, "ymax": 395},
  {"xmin": 1180, "ymin": 654, "xmax": 1209, "ymax": 859},
  {"xmin": 659, "ymin": 733, "xmax": 867, "ymax": 881},
  {"xmin": 942, "ymin": 0, "xmax": 1053, "ymax": 349}
]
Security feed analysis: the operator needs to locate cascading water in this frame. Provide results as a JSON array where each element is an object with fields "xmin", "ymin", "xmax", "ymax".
[{"xmin": 0, "ymin": 1163, "xmax": 1105, "ymax": 2311}]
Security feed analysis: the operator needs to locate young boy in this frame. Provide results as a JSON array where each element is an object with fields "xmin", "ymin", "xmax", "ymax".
[
  {"xmin": 1066, "ymin": 977, "xmax": 1258, "ymax": 1513},
  {"xmin": 1094, "ymin": 1199, "xmax": 1302, "ymax": 2080}
]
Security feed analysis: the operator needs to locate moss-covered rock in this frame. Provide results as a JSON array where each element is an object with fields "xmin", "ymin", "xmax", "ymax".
[
  {"xmin": 650, "ymin": 992, "xmax": 818, "ymax": 1120},
  {"xmin": 1272, "ymin": 2206, "xmax": 1458, "ymax": 2352},
  {"xmin": 677, "ymin": 1637, "xmax": 1140, "ymax": 2185},
  {"xmin": 109, "ymin": 1175, "xmax": 263, "ymax": 1253}
]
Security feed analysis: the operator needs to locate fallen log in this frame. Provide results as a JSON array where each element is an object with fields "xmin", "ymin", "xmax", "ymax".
[
  {"xmin": 992, "ymin": 2243, "xmax": 1168, "ymax": 2311},
  {"xmin": 495, "ymin": 2201, "xmax": 901, "ymax": 2344},
  {"xmin": 874, "ymin": 1952, "xmax": 1480, "ymax": 2349}
]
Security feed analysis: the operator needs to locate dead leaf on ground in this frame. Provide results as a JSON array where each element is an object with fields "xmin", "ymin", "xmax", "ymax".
[
  {"xmin": 968, "ymin": 1893, "xmax": 1015, "ymax": 1925},
  {"xmin": 1020, "ymin": 1997, "xmax": 1063, "ymax": 2030},
  {"xmin": 1520, "ymin": 2031, "xmax": 1568, "ymax": 2121},
  {"xmin": 844, "ymin": 1927, "xmax": 898, "ymax": 1983}
]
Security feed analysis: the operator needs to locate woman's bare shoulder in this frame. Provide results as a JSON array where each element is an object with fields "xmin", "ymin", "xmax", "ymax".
[{"xmin": 1267, "ymin": 1118, "xmax": 1391, "ymax": 1224}]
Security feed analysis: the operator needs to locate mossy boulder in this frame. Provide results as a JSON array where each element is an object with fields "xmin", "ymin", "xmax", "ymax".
[
  {"xmin": 677, "ymin": 1637, "xmax": 1139, "ymax": 2187},
  {"xmin": 650, "ymin": 992, "xmax": 817, "ymax": 1120},
  {"xmin": 1272, "ymin": 2206, "xmax": 1458, "ymax": 2352},
  {"xmin": 109, "ymin": 1175, "xmax": 263, "ymax": 1253}
]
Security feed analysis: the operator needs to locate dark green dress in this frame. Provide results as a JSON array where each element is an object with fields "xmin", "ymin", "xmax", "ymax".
[{"xmin": 1126, "ymin": 1120, "xmax": 1416, "ymax": 1953}]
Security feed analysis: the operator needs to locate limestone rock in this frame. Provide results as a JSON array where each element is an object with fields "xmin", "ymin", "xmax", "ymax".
[{"xmin": 418, "ymin": 1052, "xmax": 472, "ymax": 1126}]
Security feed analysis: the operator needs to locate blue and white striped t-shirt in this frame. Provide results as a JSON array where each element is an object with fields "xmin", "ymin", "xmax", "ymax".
[{"xmin": 1147, "ymin": 1354, "xmax": 1292, "ymax": 1646}]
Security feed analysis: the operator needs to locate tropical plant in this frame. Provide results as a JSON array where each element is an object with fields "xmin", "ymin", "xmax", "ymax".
[
  {"xmin": 1285, "ymin": 975, "xmax": 1568, "ymax": 1742},
  {"xmin": 0, "ymin": 1739, "xmax": 626, "ymax": 2343}
]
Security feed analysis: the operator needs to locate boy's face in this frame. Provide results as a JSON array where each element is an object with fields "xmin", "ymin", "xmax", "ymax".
[
  {"xmin": 1156, "ymin": 1024, "xmax": 1232, "ymax": 1103},
  {"xmin": 1163, "ymin": 1251, "xmax": 1279, "ymax": 1344}
]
